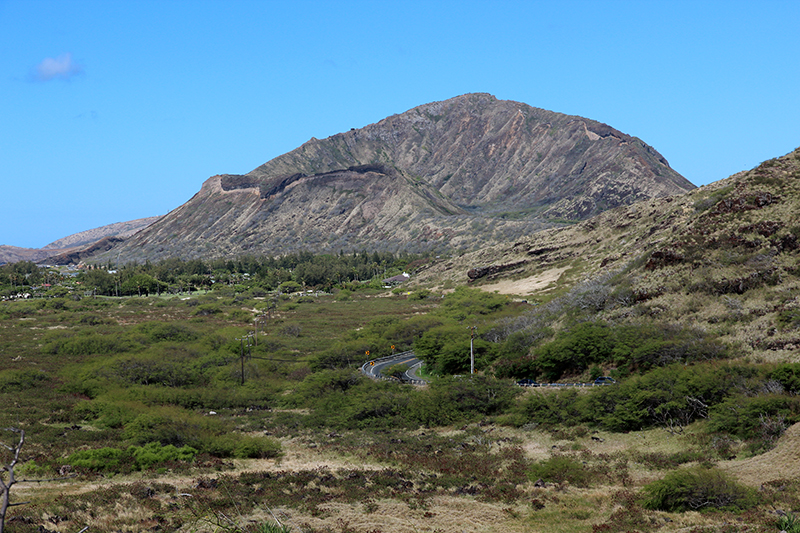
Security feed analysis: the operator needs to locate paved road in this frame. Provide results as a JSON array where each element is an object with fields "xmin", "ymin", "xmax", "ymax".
[{"xmin": 362, "ymin": 351, "xmax": 426, "ymax": 384}]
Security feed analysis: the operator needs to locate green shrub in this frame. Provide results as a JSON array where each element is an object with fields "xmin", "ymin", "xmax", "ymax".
[
  {"xmin": 67, "ymin": 446, "xmax": 129, "ymax": 471},
  {"xmin": 67, "ymin": 442, "xmax": 198, "ymax": 472},
  {"xmin": 43, "ymin": 332, "xmax": 135, "ymax": 356},
  {"xmin": 74, "ymin": 398, "xmax": 145, "ymax": 428},
  {"xmin": 584, "ymin": 363, "xmax": 760, "ymax": 432},
  {"xmin": 514, "ymin": 388, "xmax": 583, "ymax": 427},
  {"xmin": 527, "ymin": 455, "xmax": 597, "ymax": 487},
  {"xmin": 0, "ymin": 369, "xmax": 48, "ymax": 392},
  {"xmin": 201, "ymin": 433, "xmax": 281, "ymax": 459},
  {"xmin": 121, "ymin": 409, "xmax": 220, "ymax": 447},
  {"xmin": 771, "ymin": 363, "xmax": 800, "ymax": 394},
  {"xmin": 278, "ymin": 280, "xmax": 302, "ymax": 293},
  {"xmin": 137, "ymin": 321, "xmax": 198, "ymax": 342},
  {"xmin": 641, "ymin": 466, "xmax": 758, "ymax": 512},
  {"xmin": 193, "ymin": 304, "xmax": 222, "ymax": 316},
  {"xmin": 532, "ymin": 322, "xmax": 613, "ymax": 381},
  {"xmin": 777, "ymin": 513, "xmax": 800, "ymax": 533},
  {"xmin": 128, "ymin": 442, "xmax": 198, "ymax": 469},
  {"xmin": 408, "ymin": 289, "xmax": 431, "ymax": 300},
  {"xmin": 707, "ymin": 393, "xmax": 800, "ymax": 448},
  {"xmin": 406, "ymin": 375, "xmax": 518, "ymax": 426},
  {"xmin": 232, "ymin": 435, "xmax": 282, "ymax": 459},
  {"xmin": 122, "ymin": 297, "xmax": 150, "ymax": 307},
  {"xmin": 336, "ymin": 289, "xmax": 352, "ymax": 301},
  {"xmin": 111, "ymin": 352, "xmax": 201, "ymax": 387},
  {"xmin": 228, "ymin": 308, "xmax": 253, "ymax": 322},
  {"xmin": 16, "ymin": 460, "xmax": 51, "ymax": 478},
  {"xmin": 436, "ymin": 286, "xmax": 508, "ymax": 320}
]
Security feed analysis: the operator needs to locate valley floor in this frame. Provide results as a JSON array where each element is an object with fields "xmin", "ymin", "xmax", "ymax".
[{"xmin": 12, "ymin": 421, "xmax": 800, "ymax": 533}]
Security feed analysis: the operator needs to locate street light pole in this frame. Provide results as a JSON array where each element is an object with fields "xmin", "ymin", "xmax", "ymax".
[{"xmin": 467, "ymin": 326, "xmax": 477, "ymax": 375}]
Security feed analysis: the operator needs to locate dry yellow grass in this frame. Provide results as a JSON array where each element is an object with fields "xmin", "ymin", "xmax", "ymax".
[
  {"xmin": 16, "ymin": 421, "xmax": 797, "ymax": 533},
  {"xmin": 719, "ymin": 422, "xmax": 800, "ymax": 487}
]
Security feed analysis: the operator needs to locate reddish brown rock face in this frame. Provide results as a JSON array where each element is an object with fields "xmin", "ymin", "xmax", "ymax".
[{"xmin": 85, "ymin": 93, "xmax": 695, "ymax": 262}]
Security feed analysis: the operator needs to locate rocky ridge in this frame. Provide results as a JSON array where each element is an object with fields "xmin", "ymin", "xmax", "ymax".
[
  {"xmin": 0, "ymin": 216, "xmax": 161, "ymax": 265},
  {"xmin": 92, "ymin": 93, "xmax": 693, "ymax": 263}
]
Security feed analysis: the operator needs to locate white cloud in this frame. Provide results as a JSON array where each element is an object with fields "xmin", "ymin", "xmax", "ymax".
[{"xmin": 32, "ymin": 53, "xmax": 83, "ymax": 82}]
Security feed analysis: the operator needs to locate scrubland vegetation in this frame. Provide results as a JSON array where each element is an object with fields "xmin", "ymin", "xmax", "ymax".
[
  {"xmin": 4, "ymin": 150, "xmax": 800, "ymax": 531},
  {"xmin": 2, "ymin": 247, "xmax": 800, "ymax": 533}
]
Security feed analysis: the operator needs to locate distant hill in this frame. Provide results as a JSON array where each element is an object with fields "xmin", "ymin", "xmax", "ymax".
[
  {"xmin": 93, "ymin": 93, "xmax": 693, "ymax": 263},
  {"xmin": 0, "ymin": 245, "xmax": 59, "ymax": 265},
  {"xmin": 0, "ymin": 216, "xmax": 160, "ymax": 265},
  {"xmin": 42, "ymin": 216, "xmax": 162, "ymax": 250}
]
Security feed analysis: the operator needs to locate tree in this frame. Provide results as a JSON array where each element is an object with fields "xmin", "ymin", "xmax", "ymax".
[
  {"xmin": 278, "ymin": 280, "xmax": 302, "ymax": 293},
  {"xmin": 0, "ymin": 428, "xmax": 24, "ymax": 533},
  {"xmin": 78, "ymin": 268, "xmax": 115, "ymax": 295},
  {"xmin": 120, "ymin": 273, "xmax": 162, "ymax": 296}
]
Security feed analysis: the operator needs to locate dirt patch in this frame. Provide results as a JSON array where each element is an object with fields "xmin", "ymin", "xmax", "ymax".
[{"xmin": 476, "ymin": 266, "xmax": 568, "ymax": 296}]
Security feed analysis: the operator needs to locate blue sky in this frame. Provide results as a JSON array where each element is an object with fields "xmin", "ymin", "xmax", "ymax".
[{"xmin": 2, "ymin": 0, "xmax": 799, "ymax": 249}]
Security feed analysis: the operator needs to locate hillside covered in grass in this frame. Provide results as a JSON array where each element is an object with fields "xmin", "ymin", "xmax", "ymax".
[{"xmin": 418, "ymin": 146, "xmax": 800, "ymax": 365}]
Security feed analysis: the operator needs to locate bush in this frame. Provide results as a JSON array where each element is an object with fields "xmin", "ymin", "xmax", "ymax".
[
  {"xmin": 0, "ymin": 369, "xmax": 48, "ymax": 392},
  {"xmin": 43, "ymin": 332, "xmax": 135, "ymax": 356},
  {"xmin": 514, "ymin": 388, "xmax": 583, "ymax": 427},
  {"xmin": 74, "ymin": 398, "xmax": 145, "ymax": 428},
  {"xmin": 228, "ymin": 308, "xmax": 253, "ymax": 322},
  {"xmin": 336, "ymin": 289, "xmax": 352, "ymax": 301},
  {"xmin": 771, "ymin": 363, "xmax": 800, "ymax": 394},
  {"xmin": 436, "ymin": 286, "xmax": 508, "ymax": 320},
  {"xmin": 527, "ymin": 455, "xmax": 597, "ymax": 487},
  {"xmin": 777, "ymin": 513, "xmax": 800, "ymax": 533},
  {"xmin": 642, "ymin": 466, "xmax": 757, "ymax": 512},
  {"xmin": 67, "ymin": 447, "xmax": 129, "ymax": 472},
  {"xmin": 120, "ymin": 408, "xmax": 224, "ymax": 449},
  {"xmin": 193, "ymin": 304, "xmax": 222, "ymax": 316},
  {"xmin": 67, "ymin": 442, "xmax": 198, "ymax": 472},
  {"xmin": 129, "ymin": 442, "xmax": 198, "ymax": 469},
  {"xmin": 406, "ymin": 375, "xmax": 519, "ymax": 426},
  {"xmin": 707, "ymin": 393, "xmax": 800, "ymax": 449},
  {"xmin": 532, "ymin": 322, "xmax": 614, "ymax": 381},
  {"xmin": 137, "ymin": 322, "xmax": 198, "ymax": 342},
  {"xmin": 279, "ymin": 280, "xmax": 302, "ymax": 293},
  {"xmin": 408, "ymin": 289, "xmax": 431, "ymax": 300}
]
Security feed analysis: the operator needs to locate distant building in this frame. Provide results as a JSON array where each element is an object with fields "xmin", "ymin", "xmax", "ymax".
[{"xmin": 382, "ymin": 272, "xmax": 410, "ymax": 286}]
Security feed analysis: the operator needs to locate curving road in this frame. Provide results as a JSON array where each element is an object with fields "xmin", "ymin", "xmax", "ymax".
[{"xmin": 361, "ymin": 351, "xmax": 427, "ymax": 384}]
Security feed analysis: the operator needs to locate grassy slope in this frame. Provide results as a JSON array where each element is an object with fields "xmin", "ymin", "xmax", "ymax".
[{"xmin": 416, "ymin": 146, "xmax": 800, "ymax": 364}]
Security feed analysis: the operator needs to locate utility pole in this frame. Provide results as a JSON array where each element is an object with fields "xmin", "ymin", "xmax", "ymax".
[
  {"xmin": 467, "ymin": 326, "xmax": 477, "ymax": 375},
  {"xmin": 254, "ymin": 313, "xmax": 267, "ymax": 346},
  {"xmin": 254, "ymin": 317, "xmax": 258, "ymax": 346},
  {"xmin": 235, "ymin": 336, "xmax": 246, "ymax": 385}
]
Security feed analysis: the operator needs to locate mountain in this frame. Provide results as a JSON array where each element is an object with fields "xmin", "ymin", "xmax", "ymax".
[
  {"xmin": 0, "ymin": 216, "xmax": 160, "ymax": 265},
  {"xmin": 92, "ymin": 93, "xmax": 693, "ymax": 263},
  {"xmin": 42, "ymin": 216, "xmax": 162, "ymax": 250},
  {"xmin": 0, "ymin": 245, "xmax": 60, "ymax": 265},
  {"xmin": 415, "ymin": 146, "xmax": 800, "ymax": 361}
]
